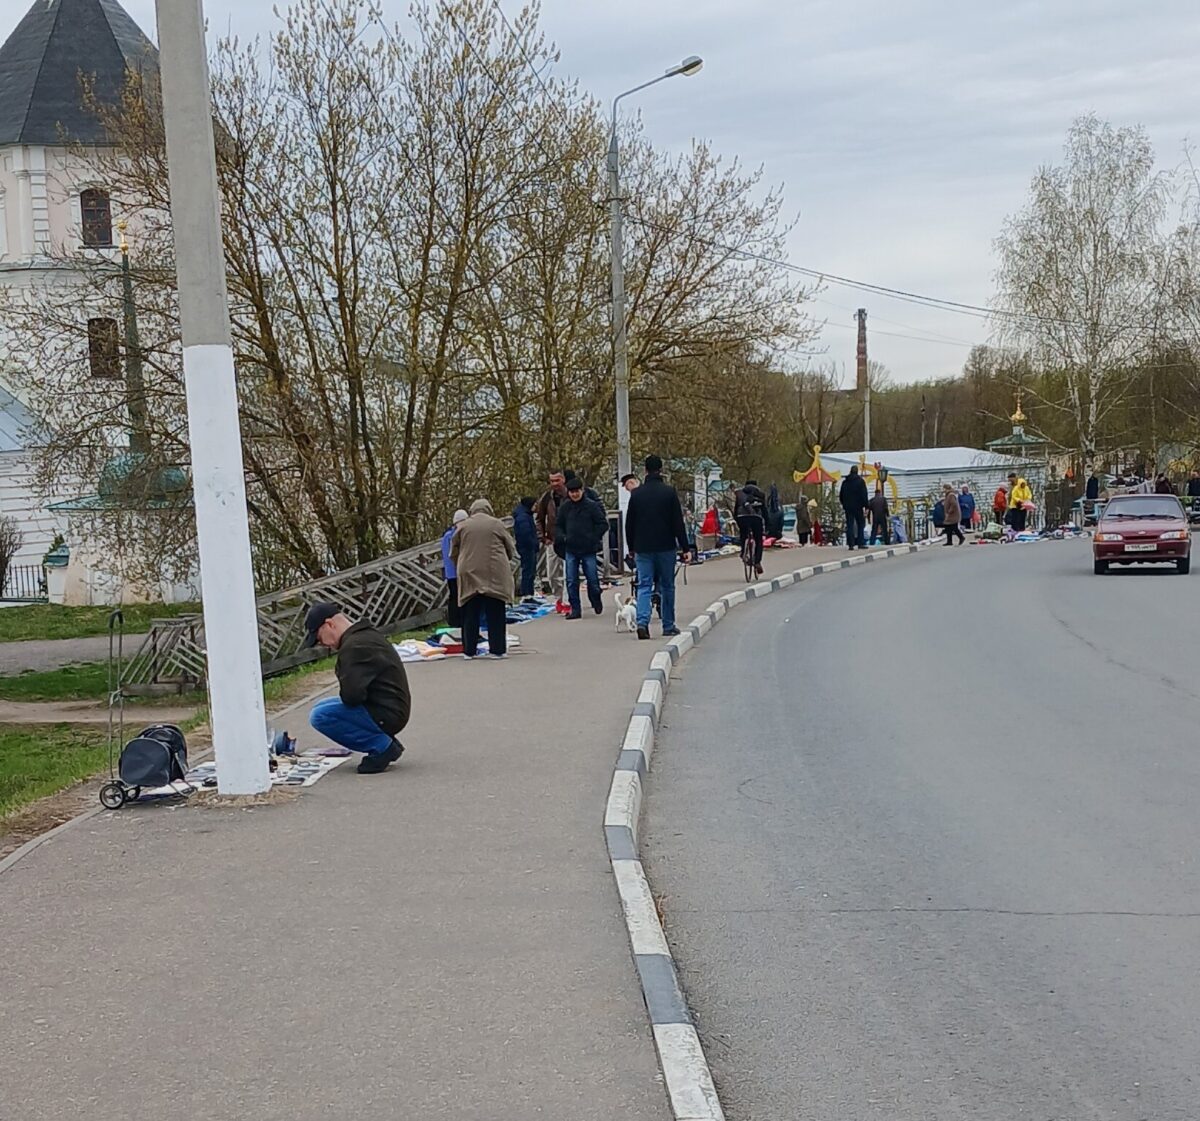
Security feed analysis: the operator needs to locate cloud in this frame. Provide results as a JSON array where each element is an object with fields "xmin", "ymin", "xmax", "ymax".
[{"xmin": 17, "ymin": 0, "xmax": 1198, "ymax": 385}]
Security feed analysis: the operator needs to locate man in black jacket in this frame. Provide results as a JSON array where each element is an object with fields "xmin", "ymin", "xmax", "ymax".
[
  {"xmin": 838, "ymin": 465, "xmax": 870, "ymax": 549},
  {"xmin": 556, "ymin": 478, "xmax": 608, "ymax": 619},
  {"xmin": 304, "ymin": 601, "xmax": 410, "ymax": 774},
  {"xmin": 625, "ymin": 454, "xmax": 691, "ymax": 640}
]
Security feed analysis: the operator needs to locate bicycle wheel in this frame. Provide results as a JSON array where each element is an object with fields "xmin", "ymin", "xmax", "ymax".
[{"xmin": 743, "ymin": 542, "xmax": 755, "ymax": 582}]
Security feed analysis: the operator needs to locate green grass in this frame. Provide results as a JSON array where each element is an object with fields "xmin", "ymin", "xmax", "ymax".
[
  {"xmin": 0, "ymin": 724, "xmax": 107, "ymax": 818},
  {"xmin": 0, "ymin": 662, "xmax": 205, "ymax": 704},
  {"xmin": 0, "ymin": 602, "xmax": 202, "ymax": 643}
]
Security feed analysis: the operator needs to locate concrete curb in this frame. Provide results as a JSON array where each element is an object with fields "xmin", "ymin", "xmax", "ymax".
[{"xmin": 604, "ymin": 541, "xmax": 934, "ymax": 1119}]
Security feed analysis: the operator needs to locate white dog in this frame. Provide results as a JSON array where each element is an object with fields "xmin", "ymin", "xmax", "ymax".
[{"xmin": 613, "ymin": 592, "xmax": 638, "ymax": 635}]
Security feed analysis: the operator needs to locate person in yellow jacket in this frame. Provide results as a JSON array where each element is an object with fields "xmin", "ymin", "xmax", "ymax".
[{"xmin": 1007, "ymin": 472, "xmax": 1033, "ymax": 531}]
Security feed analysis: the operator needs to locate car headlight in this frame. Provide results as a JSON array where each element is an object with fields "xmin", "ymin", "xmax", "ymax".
[
  {"xmin": 1160, "ymin": 530, "xmax": 1189, "ymax": 540},
  {"xmin": 1095, "ymin": 532, "xmax": 1123, "ymax": 541}
]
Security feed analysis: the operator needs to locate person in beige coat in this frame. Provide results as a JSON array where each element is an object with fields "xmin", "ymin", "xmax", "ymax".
[{"xmin": 450, "ymin": 499, "xmax": 516, "ymax": 658}]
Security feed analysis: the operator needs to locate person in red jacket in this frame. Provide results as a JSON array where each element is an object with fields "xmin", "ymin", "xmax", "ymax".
[{"xmin": 992, "ymin": 483, "xmax": 1009, "ymax": 524}]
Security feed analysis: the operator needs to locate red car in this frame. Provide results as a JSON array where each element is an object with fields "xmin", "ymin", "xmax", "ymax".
[{"xmin": 1093, "ymin": 494, "xmax": 1191, "ymax": 574}]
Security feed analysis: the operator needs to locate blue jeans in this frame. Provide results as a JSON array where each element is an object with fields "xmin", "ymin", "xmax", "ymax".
[
  {"xmin": 636, "ymin": 550, "xmax": 677, "ymax": 630},
  {"xmin": 565, "ymin": 551, "xmax": 601, "ymax": 614},
  {"xmin": 518, "ymin": 545, "xmax": 537, "ymax": 597},
  {"xmin": 309, "ymin": 697, "xmax": 392, "ymax": 755}
]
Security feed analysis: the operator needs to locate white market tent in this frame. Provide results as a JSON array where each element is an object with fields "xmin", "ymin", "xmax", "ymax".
[{"xmin": 819, "ymin": 447, "xmax": 1045, "ymax": 503}]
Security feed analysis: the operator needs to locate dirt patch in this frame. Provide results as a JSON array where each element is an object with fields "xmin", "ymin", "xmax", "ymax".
[
  {"xmin": 0, "ymin": 700, "xmax": 199, "ymax": 725},
  {"xmin": 0, "ymin": 672, "xmax": 336, "ymax": 863},
  {"xmin": 0, "ymin": 781, "xmax": 98, "ymax": 859}
]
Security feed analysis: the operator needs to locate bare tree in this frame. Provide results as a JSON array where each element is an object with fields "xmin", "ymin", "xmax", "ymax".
[
  {"xmin": 993, "ymin": 115, "xmax": 1174, "ymax": 463},
  {"xmin": 0, "ymin": 516, "xmax": 22, "ymax": 595}
]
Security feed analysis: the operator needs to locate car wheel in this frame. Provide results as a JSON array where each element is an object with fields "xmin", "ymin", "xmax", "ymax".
[
  {"xmin": 1093, "ymin": 559, "xmax": 1108, "ymax": 575},
  {"xmin": 1177, "ymin": 557, "xmax": 1190, "ymax": 574}
]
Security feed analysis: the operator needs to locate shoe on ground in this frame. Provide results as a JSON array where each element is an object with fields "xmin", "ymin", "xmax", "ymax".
[
  {"xmin": 384, "ymin": 739, "xmax": 404, "ymax": 762},
  {"xmin": 637, "ymin": 625, "xmax": 650, "ymax": 640},
  {"xmin": 592, "ymin": 601, "xmax": 603, "ymax": 615},
  {"xmin": 357, "ymin": 751, "xmax": 392, "ymax": 774},
  {"xmin": 565, "ymin": 610, "xmax": 581, "ymax": 620},
  {"xmin": 663, "ymin": 627, "xmax": 681, "ymax": 637},
  {"xmin": 755, "ymin": 565, "xmax": 764, "ymax": 576}
]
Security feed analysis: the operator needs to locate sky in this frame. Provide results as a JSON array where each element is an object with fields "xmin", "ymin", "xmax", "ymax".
[{"xmin": 10, "ymin": 0, "xmax": 1200, "ymax": 384}]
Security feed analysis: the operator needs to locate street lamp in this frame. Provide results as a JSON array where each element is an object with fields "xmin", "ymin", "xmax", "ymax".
[{"xmin": 608, "ymin": 55, "xmax": 703, "ymax": 535}]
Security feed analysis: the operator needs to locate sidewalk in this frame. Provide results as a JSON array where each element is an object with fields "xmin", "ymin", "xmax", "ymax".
[
  {"xmin": 0, "ymin": 632, "xmax": 147, "ymax": 674},
  {"xmin": 0, "ymin": 544, "xmax": 859, "ymax": 1121}
]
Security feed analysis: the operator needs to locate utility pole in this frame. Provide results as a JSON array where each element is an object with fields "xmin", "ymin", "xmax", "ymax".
[
  {"xmin": 920, "ymin": 392, "xmax": 927, "ymax": 448},
  {"xmin": 154, "ymin": 0, "xmax": 270, "ymax": 795},
  {"xmin": 856, "ymin": 308, "xmax": 870, "ymax": 452}
]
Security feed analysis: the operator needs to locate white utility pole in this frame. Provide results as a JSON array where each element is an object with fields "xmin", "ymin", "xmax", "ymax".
[
  {"xmin": 609, "ymin": 55, "xmax": 703, "ymax": 539},
  {"xmin": 154, "ymin": 0, "xmax": 270, "ymax": 794}
]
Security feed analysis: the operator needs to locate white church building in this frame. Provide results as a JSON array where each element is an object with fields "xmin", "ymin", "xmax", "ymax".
[{"xmin": 0, "ymin": 0, "xmax": 167, "ymax": 602}]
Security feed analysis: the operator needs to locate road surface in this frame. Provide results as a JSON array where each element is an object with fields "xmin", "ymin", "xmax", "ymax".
[{"xmin": 645, "ymin": 540, "xmax": 1200, "ymax": 1120}]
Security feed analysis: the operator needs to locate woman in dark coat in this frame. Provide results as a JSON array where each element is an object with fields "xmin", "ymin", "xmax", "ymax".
[
  {"xmin": 941, "ymin": 485, "xmax": 964, "ymax": 546},
  {"xmin": 512, "ymin": 496, "xmax": 539, "ymax": 598}
]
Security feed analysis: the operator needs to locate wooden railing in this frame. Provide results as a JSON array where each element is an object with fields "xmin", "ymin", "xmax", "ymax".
[{"xmin": 122, "ymin": 537, "xmax": 447, "ymax": 695}]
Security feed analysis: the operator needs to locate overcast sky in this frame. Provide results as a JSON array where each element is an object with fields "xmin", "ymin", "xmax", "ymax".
[{"xmin": 12, "ymin": 0, "xmax": 1200, "ymax": 383}]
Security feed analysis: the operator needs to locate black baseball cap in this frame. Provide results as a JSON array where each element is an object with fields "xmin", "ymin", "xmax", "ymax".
[{"xmin": 302, "ymin": 601, "xmax": 341, "ymax": 648}]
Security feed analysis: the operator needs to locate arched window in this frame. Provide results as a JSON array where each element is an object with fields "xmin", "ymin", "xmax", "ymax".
[
  {"xmin": 87, "ymin": 317, "xmax": 121, "ymax": 378},
  {"xmin": 80, "ymin": 189, "xmax": 112, "ymax": 247}
]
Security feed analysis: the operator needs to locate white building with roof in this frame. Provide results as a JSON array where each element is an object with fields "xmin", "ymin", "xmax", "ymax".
[{"xmin": 0, "ymin": 0, "xmax": 158, "ymax": 598}]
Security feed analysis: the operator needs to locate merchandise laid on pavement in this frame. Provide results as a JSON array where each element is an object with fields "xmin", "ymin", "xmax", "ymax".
[{"xmin": 0, "ymin": 543, "xmax": 909, "ymax": 1121}]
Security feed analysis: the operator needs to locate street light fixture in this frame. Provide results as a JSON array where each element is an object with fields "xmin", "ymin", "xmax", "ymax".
[{"xmin": 608, "ymin": 55, "xmax": 704, "ymax": 538}]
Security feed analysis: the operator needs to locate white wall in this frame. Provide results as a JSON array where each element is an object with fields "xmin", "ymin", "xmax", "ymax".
[{"xmin": 0, "ymin": 451, "xmax": 66, "ymax": 565}]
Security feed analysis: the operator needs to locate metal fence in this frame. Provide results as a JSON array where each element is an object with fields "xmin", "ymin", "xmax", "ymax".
[{"xmin": 1, "ymin": 564, "xmax": 48, "ymax": 603}]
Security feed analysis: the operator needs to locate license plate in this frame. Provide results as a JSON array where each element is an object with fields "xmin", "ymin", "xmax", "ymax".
[{"xmin": 1124, "ymin": 543, "xmax": 1156, "ymax": 552}]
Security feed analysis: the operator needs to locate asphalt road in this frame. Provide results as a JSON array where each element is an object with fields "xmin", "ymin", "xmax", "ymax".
[{"xmin": 644, "ymin": 540, "xmax": 1200, "ymax": 1120}]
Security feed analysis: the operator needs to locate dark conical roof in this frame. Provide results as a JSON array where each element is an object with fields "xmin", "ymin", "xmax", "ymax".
[{"xmin": 0, "ymin": 0, "xmax": 157, "ymax": 146}]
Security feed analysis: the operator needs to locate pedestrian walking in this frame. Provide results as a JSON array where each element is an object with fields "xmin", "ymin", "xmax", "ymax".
[
  {"xmin": 838, "ymin": 465, "xmax": 870, "ymax": 549},
  {"xmin": 868, "ymin": 484, "xmax": 890, "ymax": 545},
  {"xmin": 1187, "ymin": 469, "xmax": 1200, "ymax": 499},
  {"xmin": 451, "ymin": 499, "xmax": 516, "ymax": 659},
  {"xmin": 1085, "ymin": 467, "xmax": 1100, "ymax": 502},
  {"xmin": 625, "ymin": 454, "xmax": 691, "ymax": 641},
  {"xmin": 958, "ymin": 484, "xmax": 976, "ymax": 532},
  {"xmin": 535, "ymin": 470, "xmax": 569, "ymax": 604},
  {"xmin": 556, "ymin": 478, "xmax": 608, "ymax": 619},
  {"xmin": 440, "ymin": 508, "xmax": 469, "ymax": 627},
  {"xmin": 942, "ymin": 485, "xmax": 965, "ymax": 545},
  {"xmin": 794, "ymin": 495, "xmax": 812, "ymax": 545},
  {"xmin": 1155, "ymin": 473, "xmax": 1176, "ymax": 495},
  {"xmin": 305, "ymin": 602, "xmax": 410, "ymax": 774},
  {"xmin": 512, "ymin": 496, "xmax": 539, "ymax": 598}
]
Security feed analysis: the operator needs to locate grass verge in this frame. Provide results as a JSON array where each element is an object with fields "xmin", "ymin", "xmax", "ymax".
[
  {"xmin": 0, "ymin": 602, "xmax": 202, "ymax": 644},
  {"xmin": 0, "ymin": 725, "xmax": 107, "ymax": 819}
]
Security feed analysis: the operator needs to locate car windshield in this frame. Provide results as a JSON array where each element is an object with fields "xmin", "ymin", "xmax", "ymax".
[{"xmin": 1104, "ymin": 497, "xmax": 1184, "ymax": 520}]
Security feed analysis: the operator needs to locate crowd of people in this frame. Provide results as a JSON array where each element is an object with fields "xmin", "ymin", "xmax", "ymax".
[{"xmin": 296, "ymin": 454, "xmax": 698, "ymax": 772}]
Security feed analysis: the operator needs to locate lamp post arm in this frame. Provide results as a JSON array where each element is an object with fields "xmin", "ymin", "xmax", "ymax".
[{"xmin": 611, "ymin": 72, "xmax": 674, "ymax": 135}]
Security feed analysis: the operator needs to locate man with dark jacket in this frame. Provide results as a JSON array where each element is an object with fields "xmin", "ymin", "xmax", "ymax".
[
  {"xmin": 838, "ymin": 465, "xmax": 870, "ymax": 549},
  {"xmin": 535, "ymin": 470, "xmax": 569, "ymax": 602},
  {"xmin": 868, "ymin": 485, "xmax": 890, "ymax": 545},
  {"xmin": 512, "ymin": 497, "xmax": 539, "ymax": 598},
  {"xmin": 625, "ymin": 454, "xmax": 691, "ymax": 640},
  {"xmin": 555, "ymin": 478, "xmax": 608, "ymax": 619},
  {"xmin": 733, "ymin": 480, "xmax": 767, "ymax": 576},
  {"xmin": 305, "ymin": 602, "xmax": 410, "ymax": 774}
]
